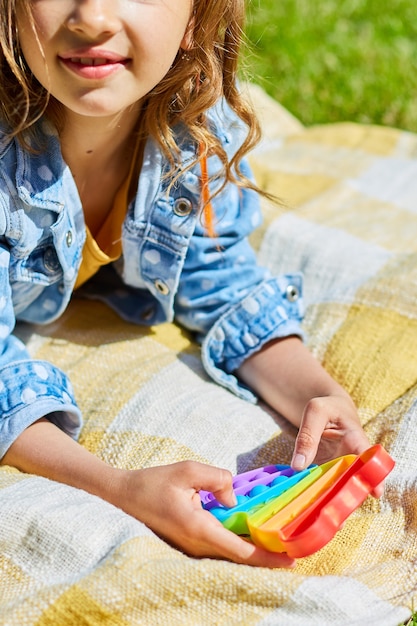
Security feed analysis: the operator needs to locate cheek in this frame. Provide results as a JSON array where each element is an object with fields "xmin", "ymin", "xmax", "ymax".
[
  {"xmin": 18, "ymin": 32, "xmax": 46, "ymax": 84},
  {"xmin": 17, "ymin": 10, "xmax": 62, "ymax": 87},
  {"xmin": 136, "ymin": 6, "xmax": 190, "ymax": 56},
  {"xmin": 18, "ymin": 5, "xmax": 61, "ymax": 56},
  {"xmin": 16, "ymin": 12, "xmax": 43, "ymax": 62},
  {"xmin": 144, "ymin": 24, "xmax": 187, "ymax": 66}
]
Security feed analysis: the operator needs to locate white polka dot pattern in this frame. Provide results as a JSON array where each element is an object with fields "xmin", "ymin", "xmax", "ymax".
[
  {"xmin": 144, "ymin": 249, "xmax": 161, "ymax": 265},
  {"xmin": 37, "ymin": 165, "xmax": 53, "ymax": 181}
]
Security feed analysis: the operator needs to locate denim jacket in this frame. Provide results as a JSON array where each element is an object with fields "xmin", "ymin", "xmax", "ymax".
[{"xmin": 0, "ymin": 99, "xmax": 304, "ymax": 458}]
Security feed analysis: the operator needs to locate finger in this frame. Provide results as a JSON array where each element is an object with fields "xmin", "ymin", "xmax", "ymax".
[
  {"xmin": 188, "ymin": 463, "xmax": 237, "ymax": 508},
  {"xmin": 339, "ymin": 425, "xmax": 371, "ymax": 456},
  {"xmin": 291, "ymin": 398, "xmax": 330, "ymax": 470}
]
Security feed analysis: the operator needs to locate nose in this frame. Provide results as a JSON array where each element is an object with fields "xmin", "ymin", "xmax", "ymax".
[{"xmin": 66, "ymin": 0, "xmax": 122, "ymax": 38}]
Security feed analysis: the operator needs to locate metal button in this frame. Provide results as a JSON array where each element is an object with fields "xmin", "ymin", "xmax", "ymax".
[
  {"xmin": 43, "ymin": 247, "xmax": 59, "ymax": 273},
  {"xmin": 65, "ymin": 230, "xmax": 73, "ymax": 247},
  {"xmin": 173, "ymin": 197, "xmax": 193, "ymax": 217},
  {"xmin": 154, "ymin": 279, "xmax": 170, "ymax": 295},
  {"xmin": 286, "ymin": 284, "xmax": 299, "ymax": 302}
]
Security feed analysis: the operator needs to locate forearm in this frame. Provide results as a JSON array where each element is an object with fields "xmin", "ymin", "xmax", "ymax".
[
  {"xmin": 0, "ymin": 418, "xmax": 123, "ymax": 506},
  {"xmin": 237, "ymin": 336, "xmax": 351, "ymax": 427}
]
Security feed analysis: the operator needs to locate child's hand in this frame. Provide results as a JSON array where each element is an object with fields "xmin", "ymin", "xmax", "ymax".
[
  {"xmin": 237, "ymin": 337, "xmax": 384, "ymax": 497},
  {"xmin": 115, "ymin": 461, "xmax": 296, "ymax": 568},
  {"xmin": 291, "ymin": 394, "xmax": 384, "ymax": 497}
]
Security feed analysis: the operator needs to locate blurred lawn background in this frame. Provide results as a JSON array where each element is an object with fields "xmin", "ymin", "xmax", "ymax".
[{"xmin": 244, "ymin": 0, "xmax": 417, "ymax": 131}]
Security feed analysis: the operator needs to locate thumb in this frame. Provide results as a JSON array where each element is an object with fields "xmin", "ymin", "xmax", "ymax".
[{"xmin": 198, "ymin": 465, "xmax": 237, "ymax": 508}]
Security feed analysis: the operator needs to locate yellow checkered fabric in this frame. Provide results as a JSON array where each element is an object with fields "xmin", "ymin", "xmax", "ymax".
[{"xmin": 0, "ymin": 85, "xmax": 415, "ymax": 625}]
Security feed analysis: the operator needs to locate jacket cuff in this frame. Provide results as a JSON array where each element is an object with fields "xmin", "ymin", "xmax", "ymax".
[
  {"xmin": 201, "ymin": 274, "xmax": 305, "ymax": 402},
  {"xmin": 0, "ymin": 360, "xmax": 82, "ymax": 458}
]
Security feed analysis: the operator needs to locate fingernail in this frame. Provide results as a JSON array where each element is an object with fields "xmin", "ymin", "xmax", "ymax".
[{"xmin": 292, "ymin": 454, "xmax": 306, "ymax": 470}]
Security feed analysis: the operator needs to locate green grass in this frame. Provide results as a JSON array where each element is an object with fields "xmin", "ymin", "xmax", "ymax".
[{"xmin": 244, "ymin": 0, "xmax": 417, "ymax": 130}]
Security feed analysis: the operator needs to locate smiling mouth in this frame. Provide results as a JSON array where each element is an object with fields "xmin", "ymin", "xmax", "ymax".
[{"xmin": 59, "ymin": 53, "xmax": 129, "ymax": 79}]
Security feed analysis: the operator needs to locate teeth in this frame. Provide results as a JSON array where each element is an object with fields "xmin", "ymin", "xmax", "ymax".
[{"xmin": 71, "ymin": 57, "xmax": 109, "ymax": 66}]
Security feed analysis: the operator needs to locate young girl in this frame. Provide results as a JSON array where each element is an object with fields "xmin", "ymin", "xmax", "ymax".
[{"xmin": 0, "ymin": 0, "xmax": 376, "ymax": 568}]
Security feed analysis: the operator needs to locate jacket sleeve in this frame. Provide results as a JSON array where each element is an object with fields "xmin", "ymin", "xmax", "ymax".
[
  {"xmin": 0, "ymin": 243, "xmax": 82, "ymax": 459},
  {"xmin": 174, "ymin": 153, "xmax": 305, "ymax": 403}
]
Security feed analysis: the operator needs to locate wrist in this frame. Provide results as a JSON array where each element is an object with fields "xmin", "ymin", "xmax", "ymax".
[{"xmin": 98, "ymin": 466, "xmax": 130, "ymax": 510}]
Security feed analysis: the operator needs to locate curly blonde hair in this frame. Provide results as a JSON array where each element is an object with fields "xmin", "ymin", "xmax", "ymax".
[{"xmin": 0, "ymin": 0, "xmax": 262, "ymax": 192}]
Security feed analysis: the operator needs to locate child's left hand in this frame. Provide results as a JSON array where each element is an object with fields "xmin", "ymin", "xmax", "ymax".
[
  {"xmin": 237, "ymin": 337, "xmax": 384, "ymax": 497},
  {"xmin": 291, "ymin": 393, "xmax": 384, "ymax": 498},
  {"xmin": 291, "ymin": 393, "xmax": 369, "ymax": 469}
]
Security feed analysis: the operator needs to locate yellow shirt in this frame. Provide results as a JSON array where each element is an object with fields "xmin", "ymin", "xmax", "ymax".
[{"xmin": 74, "ymin": 142, "xmax": 140, "ymax": 290}]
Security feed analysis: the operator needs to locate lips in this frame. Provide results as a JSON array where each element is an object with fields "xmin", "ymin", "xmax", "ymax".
[{"xmin": 59, "ymin": 49, "xmax": 129, "ymax": 78}]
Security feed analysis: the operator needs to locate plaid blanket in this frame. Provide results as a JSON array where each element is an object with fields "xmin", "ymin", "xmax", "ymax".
[{"xmin": 0, "ymin": 85, "xmax": 415, "ymax": 626}]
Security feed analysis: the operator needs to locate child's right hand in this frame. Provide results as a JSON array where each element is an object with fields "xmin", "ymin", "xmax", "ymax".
[
  {"xmin": 113, "ymin": 460, "xmax": 296, "ymax": 569},
  {"xmin": 1, "ymin": 420, "xmax": 294, "ymax": 568}
]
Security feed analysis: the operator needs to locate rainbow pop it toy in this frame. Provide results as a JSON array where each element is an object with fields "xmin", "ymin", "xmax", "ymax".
[{"xmin": 200, "ymin": 444, "xmax": 395, "ymax": 558}]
